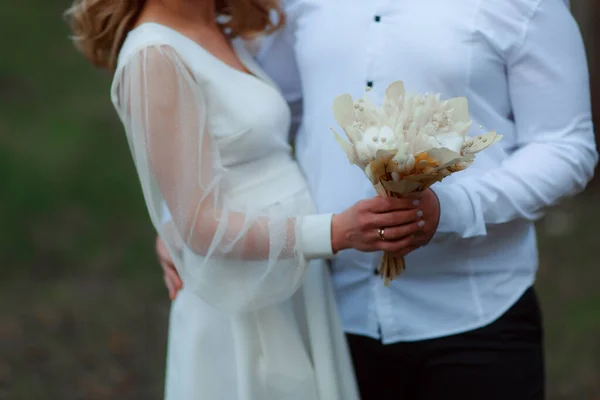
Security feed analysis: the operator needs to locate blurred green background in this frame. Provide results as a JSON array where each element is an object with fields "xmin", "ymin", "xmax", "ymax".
[{"xmin": 1, "ymin": 1, "xmax": 599, "ymax": 399}]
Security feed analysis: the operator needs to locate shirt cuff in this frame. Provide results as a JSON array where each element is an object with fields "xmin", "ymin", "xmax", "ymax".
[
  {"xmin": 297, "ymin": 213, "xmax": 334, "ymax": 260},
  {"xmin": 430, "ymin": 184, "xmax": 471, "ymax": 243}
]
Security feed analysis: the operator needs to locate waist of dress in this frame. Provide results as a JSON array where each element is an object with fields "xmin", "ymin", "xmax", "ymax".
[{"xmin": 223, "ymin": 153, "xmax": 312, "ymax": 208}]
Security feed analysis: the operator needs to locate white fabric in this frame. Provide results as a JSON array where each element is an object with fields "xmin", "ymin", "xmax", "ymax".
[
  {"xmin": 256, "ymin": 0, "xmax": 597, "ymax": 342},
  {"xmin": 111, "ymin": 23, "xmax": 358, "ymax": 400}
]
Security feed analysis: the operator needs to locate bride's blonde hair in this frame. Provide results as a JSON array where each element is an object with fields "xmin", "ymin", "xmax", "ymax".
[{"xmin": 65, "ymin": 0, "xmax": 284, "ymax": 71}]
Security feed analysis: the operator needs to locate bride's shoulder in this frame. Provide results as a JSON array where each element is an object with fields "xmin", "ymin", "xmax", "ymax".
[{"xmin": 115, "ymin": 23, "xmax": 190, "ymax": 72}]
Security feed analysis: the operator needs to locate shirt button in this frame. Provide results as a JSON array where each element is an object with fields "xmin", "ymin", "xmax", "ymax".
[{"xmin": 374, "ymin": 15, "xmax": 381, "ymax": 22}]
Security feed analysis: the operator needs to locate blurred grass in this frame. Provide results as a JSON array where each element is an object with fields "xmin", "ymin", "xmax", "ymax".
[
  {"xmin": 0, "ymin": 1, "xmax": 598, "ymax": 399},
  {"xmin": 0, "ymin": 1, "xmax": 155, "ymax": 281},
  {"xmin": 1, "ymin": 2, "xmax": 167, "ymax": 399}
]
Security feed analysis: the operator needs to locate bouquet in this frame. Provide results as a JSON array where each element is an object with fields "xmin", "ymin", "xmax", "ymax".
[{"xmin": 331, "ymin": 81, "xmax": 502, "ymax": 285}]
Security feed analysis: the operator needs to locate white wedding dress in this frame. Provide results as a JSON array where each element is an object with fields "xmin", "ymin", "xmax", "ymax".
[{"xmin": 111, "ymin": 23, "xmax": 359, "ymax": 400}]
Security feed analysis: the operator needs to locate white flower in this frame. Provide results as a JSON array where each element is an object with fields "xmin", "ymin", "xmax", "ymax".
[{"xmin": 358, "ymin": 125, "xmax": 399, "ymax": 159}]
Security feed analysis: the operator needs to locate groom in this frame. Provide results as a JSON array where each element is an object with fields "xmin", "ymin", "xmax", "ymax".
[{"xmin": 157, "ymin": 0, "xmax": 597, "ymax": 398}]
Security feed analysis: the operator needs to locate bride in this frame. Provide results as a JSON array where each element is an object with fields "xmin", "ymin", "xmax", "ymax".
[{"xmin": 66, "ymin": 0, "xmax": 425, "ymax": 398}]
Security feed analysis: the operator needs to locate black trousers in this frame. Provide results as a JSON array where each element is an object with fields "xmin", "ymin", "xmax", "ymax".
[{"xmin": 347, "ymin": 287, "xmax": 545, "ymax": 400}]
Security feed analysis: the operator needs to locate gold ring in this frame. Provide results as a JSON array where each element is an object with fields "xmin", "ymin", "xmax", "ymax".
[{"xmin": 378, "ymin": 228, "xmax": 386, "ymax": 241}]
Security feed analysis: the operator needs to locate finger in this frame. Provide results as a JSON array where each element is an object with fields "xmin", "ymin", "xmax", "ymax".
[
  {"xmin": 159, "ymin": 258, "xmax": 172, "ymax": 274},
  {"xmin": 160, "ymin": 257, "xmax": 178, "ymax": 275},
  {"xmin": 369, "ymin": 209, "xmax": 424, "ymax": 229},
  {"xmin": 376, "ymin": 219, "xmax": 425, "ymax": 241},
  {"xmin": 378, "ymin": 236, "xmax": 414, "ymax": 253},
  {"xmin": 156, "ymin": 237, "xmax": 177, "ymax": 269},
  {"xmin": 366, "ymin": 196, "xmax": 421, "ymax": 213},
  {"xmin": 377, "ymin": 228, "xmax": 424, "ymax": 253},
  {"xmin": 164, "ymin": 265, "xmax": 183, "ymax": 289},
  {"xmin": 164, "ymin": 275, "xmax": 175, "ymax": 297}
]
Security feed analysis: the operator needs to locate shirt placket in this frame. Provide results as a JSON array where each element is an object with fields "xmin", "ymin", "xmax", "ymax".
[
  {"xmin": 365, "ymin": 0, "xmax": 397, "ymax": 342},
  {"xmin": 363, "ymin": 4, "xmax": 384, "ymax": 91}
]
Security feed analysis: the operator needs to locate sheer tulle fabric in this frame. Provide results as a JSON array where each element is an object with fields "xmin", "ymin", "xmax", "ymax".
[{"xmin": 112, "ymin": 46, "xmax": 309, "ymax": 313}]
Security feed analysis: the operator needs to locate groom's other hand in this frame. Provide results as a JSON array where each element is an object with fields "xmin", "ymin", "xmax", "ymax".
[
  {"xmin": 156, "ymin": 235, "xmax": 183, "ymax": 301},
  {"xmin": 393, "ymin": 188, "xmax": 440, "ymax": 257}
]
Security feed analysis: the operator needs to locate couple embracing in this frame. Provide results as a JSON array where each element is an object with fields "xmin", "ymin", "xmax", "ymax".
[{"xmin": 67, "ymin": 0, "xmax": 596, "ymax": 398}]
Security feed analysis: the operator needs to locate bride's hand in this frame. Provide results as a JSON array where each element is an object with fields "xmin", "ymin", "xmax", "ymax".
[{"xmin": 331, "ymin": 196, "xmax": 424, "ymax": 254}]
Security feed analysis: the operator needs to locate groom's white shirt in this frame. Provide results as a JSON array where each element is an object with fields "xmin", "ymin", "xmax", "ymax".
[{"xmin": 254, "ymin": 0, "xmax": 597, "ymax": 342}]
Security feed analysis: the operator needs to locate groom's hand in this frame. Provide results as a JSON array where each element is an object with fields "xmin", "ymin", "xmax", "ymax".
[
  {"xmin": 157, "ymin": 235, "xmax": 183, "ymax": 300},
  {"xmin": 394, "ymin": 188, "xmax": 440, "ymax": 256}
]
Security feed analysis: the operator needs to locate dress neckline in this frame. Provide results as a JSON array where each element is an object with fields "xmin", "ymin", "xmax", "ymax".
[{"xmin": 131, "ymin": 22, "xmax": 265, "ymax": 83}]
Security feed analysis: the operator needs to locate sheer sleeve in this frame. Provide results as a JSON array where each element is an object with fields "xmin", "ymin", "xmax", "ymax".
[{"xmin": 111, "ymin": 45, "xmax": 333, "ymax": 312}]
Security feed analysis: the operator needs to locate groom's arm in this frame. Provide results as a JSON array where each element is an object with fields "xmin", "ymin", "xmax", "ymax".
[{"xmin": 431, "ymin": 0, "xmax": 596, "ymax": 242}]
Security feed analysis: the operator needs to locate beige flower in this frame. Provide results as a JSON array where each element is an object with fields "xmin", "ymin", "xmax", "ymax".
[{"xmin": 331, "ymin": 80, "xmax": 503, "ymax": 187}]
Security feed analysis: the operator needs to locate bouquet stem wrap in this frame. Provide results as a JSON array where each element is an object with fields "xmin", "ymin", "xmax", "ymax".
[{"xmin": 374, "ymin": 168, "xmax": 439, "ymax": 286}]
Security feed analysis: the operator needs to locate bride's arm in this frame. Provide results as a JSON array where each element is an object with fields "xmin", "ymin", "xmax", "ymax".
[
  {"xmin": 114, "ymin": 45, "xmax": 333, "ymax": 262},
  {"xmin": 116, "ymin": 45, "xmax": 420, "ymax": 265},
  {"xmin": 112, "ymin": 44, "xmax": 324, "ymax": 311}
]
